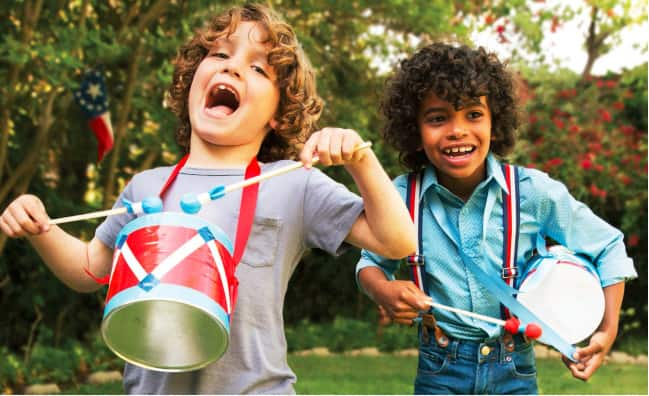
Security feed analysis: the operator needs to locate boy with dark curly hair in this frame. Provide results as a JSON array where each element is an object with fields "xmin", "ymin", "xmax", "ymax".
[
  {"xmin": 356, "ymin": 42, "xmax": 636, "ymax": 394},
  {"xmin": 1, "ymin": 4, "xmax": 416, "ymax": 394}
]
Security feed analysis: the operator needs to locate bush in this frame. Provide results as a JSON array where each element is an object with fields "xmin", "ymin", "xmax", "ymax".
[{"xmin": 286, "ymin": 317, "xmax": 418, "ymax": 353}]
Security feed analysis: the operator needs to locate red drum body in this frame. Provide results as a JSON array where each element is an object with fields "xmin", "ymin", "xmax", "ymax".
[
  {"xmin": 101, "ymin": 212, "xmax": 236, "ymax": 372},
  {"xmin": 517, "ymin": 245, "xmax": 605, "ymax": 344}
]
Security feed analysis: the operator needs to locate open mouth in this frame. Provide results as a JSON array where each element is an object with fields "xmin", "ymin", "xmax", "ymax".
[
  {"xmin": 442, "ymin": 145, "xmax": 476, "ymax": 157},
  {"xmin": 206, "ymin": 84, "xmax": 240, "ymax": 116}
]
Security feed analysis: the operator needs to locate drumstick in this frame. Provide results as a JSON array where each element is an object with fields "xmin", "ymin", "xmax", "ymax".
[
  {"xmin": 180, "ymin": 141, "xmax": 373, "ymax": 214},
  {"xmin": 49, "ymin": 197, "xmax": 164, "ymax": 226},
  {"xmin": 49, "ymin": 142, "xmax": 373, "ymax": 224},
  {"xmin": 421, "ymin": 297, "xmax": 543, "ymax": 339}
]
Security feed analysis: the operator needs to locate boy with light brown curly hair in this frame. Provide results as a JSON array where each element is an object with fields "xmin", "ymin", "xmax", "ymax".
[{"xmin": 1, "ymin": 4, "xmax": 415, "ymax": 393}]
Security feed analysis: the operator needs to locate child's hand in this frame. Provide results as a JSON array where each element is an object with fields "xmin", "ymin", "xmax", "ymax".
[
  {"xmin": 370, "ymin": 279, "xmax": 430, "ymax": 326},
  {"xmin": 299, "ymin": 128, "xmax": 368, "ymax": 168},
  {"xmin": 0, "ymin": 194, "xmax": 51, "ymax": 237},
  {"xmin": 561, "ymin": 329, "xmax": 615, "ymax": 381}
]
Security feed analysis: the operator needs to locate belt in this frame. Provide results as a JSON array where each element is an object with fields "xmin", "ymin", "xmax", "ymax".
[{"xmin": 420, "ymin": 313, "xmax": 529, "ymax": 353}]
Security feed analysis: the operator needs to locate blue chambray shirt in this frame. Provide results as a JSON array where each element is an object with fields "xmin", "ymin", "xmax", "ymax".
[{"xmin": 357, "ymin": 154, "xmax": 637, "ymax": 340}]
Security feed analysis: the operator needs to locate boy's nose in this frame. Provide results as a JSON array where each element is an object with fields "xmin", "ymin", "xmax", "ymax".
[
  {"xmin": 220, "ymin": 61, "xmax": 241, "ymax": 78},
  {"xmin": 449, "ymin": 126, "xmax": 469, "ymax": 139}
]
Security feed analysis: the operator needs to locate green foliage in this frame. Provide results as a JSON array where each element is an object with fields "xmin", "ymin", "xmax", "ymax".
[{"xmin": 0, "ymin": 330, "xmax": 121, "ymax": 393}]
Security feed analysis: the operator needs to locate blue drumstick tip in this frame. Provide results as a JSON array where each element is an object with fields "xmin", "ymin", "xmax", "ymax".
[
  {"xmin": 142, "ymin": 196, "xmax": 163, "ymax": 214},
  {"xmin": 181, "ymin": 193, "xmax": 202, "ymax": 214}
]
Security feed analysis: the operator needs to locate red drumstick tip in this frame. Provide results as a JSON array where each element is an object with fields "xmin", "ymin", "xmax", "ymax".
[
  {"xmin": 503, "ymin": 317, "xmax": 521, "ymax": 334},
  {"xmin": 524, "ymin": 323, "xmax": 543, "ymax": 339}
]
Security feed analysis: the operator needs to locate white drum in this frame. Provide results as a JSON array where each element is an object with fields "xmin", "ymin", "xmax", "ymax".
[{"xmin": 517, "ymin": 245, "xmax": 605, "ymax": 344}]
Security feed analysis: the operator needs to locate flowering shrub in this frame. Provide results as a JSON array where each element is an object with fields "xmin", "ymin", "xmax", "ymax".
[{"xmin": 515, "ymin": 64, "xmax": 647, "ymax": 334}]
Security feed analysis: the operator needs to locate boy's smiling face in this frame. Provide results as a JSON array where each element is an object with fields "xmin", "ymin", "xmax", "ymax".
[
  {"xmin": 188, "ymin": 21, "xmax": 280, "ymax": 166},
  {"xmin": 417, "ymin": 93, "xmax": 492, "ymax": 199}
]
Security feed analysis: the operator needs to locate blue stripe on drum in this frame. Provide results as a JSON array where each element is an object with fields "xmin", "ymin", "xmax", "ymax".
[
  {"xmin": 115, "ymin": 212, "xmax": 233, "ymax": 253},
  {"xmin": 103, "ymin": 283, "xmax": 230, "ymax": 332}
]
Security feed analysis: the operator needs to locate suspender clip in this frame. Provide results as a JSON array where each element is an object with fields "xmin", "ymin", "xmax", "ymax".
[
  {"xmin": 501, "ymin": 266, "xmax": 518, "ymax": 279},
  {"xmin": 407, "ymin": 254, "xmax": 425, "ymax": 266}
]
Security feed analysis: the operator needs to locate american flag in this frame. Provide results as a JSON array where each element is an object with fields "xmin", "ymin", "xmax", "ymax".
[{"xmin": 74, "ymin": 70, "xmax": 114, "ymax": 162}]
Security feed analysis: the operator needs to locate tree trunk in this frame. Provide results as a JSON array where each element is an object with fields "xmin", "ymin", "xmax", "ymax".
[
  {"xmin": 0, "ymin": 0, "xmax": 44, "ymax": 182},
  {"xmin": 581, "ymin": 6, "xmax": 610, "ymax": 80}
]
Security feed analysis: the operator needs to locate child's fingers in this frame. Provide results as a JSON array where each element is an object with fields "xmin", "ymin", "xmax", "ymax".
[
  {"xmin": 299, "ymin": 132, "xmax": 319, "ymax": 168},
  {"xmin": 341, "ymin": 131, "xmax": 360, "ymax": 162},
  {"xmin": 0, "ymin": 212, "xmax": 27, "ymax": 237},
  {"xmin": 8, "ymin": 204, "xmax": 42, "ymax": 235},
  {"xmin": 327, "ymin": 129, "xmax": 344, "ymax": 165},
  {"xmin": 23, "ymin": 197, "xmax": 50, "ymax": 232},
  {"xmin": 314, "ymin": 128, "xmax": 333, "ymax": 166}
]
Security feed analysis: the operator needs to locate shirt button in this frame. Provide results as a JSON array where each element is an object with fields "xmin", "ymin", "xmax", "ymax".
[{"xmin": 480, "ymin": 346, "xmax": 491, "ymax": 356}]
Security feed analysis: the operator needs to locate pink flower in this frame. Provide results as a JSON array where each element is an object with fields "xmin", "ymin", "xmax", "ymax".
[
  {"xmin": 589, "ymin": 184, "xmax": 607, "ymax": 199},
  {"xmin": 613, "ymin": 101, "xmax": 624, "ymax": 111},
  {"xmin": 628, "ymin": 234, "xmax": 639, "ymax": 247},
  {"xmin": 594, "ymin": 164, "xmax": 604, "ymax": 172},
  {"xmin": 599, "ymin": 109, "xmax": 612, "ymax": 122},
  {"xmin": 588, "ymin": 142, "xmax": 602, "ymax": 153},
  {"xmin": 569, "ymin": 124, "xmax": 580, "ymax": 133},
  {"xmin": 621, "ymin": 125, "xmax": 635, "ymax": 136},
  {"xmin": 547, "ymin": 158, "xmax": 563, "ymax": 167},
  {"xmin": 552, "ymin": 117, "xmax": 565, "ymax": 129},
  {"xmin": 580, "ymin": 159, "xmax": 593, "ymax": 170}
]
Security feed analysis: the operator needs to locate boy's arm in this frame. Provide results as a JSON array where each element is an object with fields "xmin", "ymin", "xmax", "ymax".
[
  {"xmin": 1, "ymin": 194, "xmax": 112, "ymax": 292},
  {"xmin": 562, "ymin": 282, "xmax": 625, "ymax": 381},
  {"xmin": 28, "ymin": 230, "xmax": 112, "ymax": 293},
  {"xmin": 344, "ymin": 149, "xmax": 417, "ymax": 259},
  {"xmin": 300, "ymin": 128, "xmax": 416, "ymax": 259}
]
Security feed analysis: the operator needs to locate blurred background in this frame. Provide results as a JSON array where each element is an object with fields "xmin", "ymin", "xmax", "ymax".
[{"xmin": 0, "ymin": 0, "xmax": 646, "ymax": 391}]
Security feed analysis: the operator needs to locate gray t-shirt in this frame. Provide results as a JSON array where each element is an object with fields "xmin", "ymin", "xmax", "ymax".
[{"xmin": 95, "ymin": 160, "xmax": 364, "ymax": 394}]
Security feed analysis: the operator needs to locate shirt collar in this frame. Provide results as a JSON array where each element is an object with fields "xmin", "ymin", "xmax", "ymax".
[{"xmin": 420, "ymin": 153, "xmax": 509, "ymax": 195}]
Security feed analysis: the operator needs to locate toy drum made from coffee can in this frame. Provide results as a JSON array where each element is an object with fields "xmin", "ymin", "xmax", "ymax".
[
  {"xmin": 516, "ymin": 245, "xmax": 605, "ymax": 344},
  {"xmin": 100, "ymin": 212, "xmax": 236, "ymax": 372}
]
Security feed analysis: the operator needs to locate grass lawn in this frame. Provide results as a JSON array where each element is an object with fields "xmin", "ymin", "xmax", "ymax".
[
  {"xmin": 62, "ymin": 354, "xmax": 647, "ymax": 394},
  {"xmin": 289, "ymin": 355, "xmax": 647, "ymax": 395}
]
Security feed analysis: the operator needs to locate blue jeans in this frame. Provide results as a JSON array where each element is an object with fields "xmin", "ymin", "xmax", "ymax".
[{"xmin": 414, "ymin": 329, "xmax": 538, "ymax": 395}]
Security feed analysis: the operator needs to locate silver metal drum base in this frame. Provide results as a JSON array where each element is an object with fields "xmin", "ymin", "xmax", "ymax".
[{"xmin": 101, "ymin": 299, "xmax": 229, "ymax": 372}]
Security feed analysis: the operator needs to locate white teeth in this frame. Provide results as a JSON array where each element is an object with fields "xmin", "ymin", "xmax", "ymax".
[{"xmin": 444, "ymin": 146, "xmax": 473, "ymax": 154}]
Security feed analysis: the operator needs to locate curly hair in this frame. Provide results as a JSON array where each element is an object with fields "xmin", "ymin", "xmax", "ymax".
[
  {"xmin": 381, "ymin": 42, "xmax": 519, "ymax": 172},
  {"xmin": 167, "ymin": 3, "xmax": 323, "ymax": 161}
]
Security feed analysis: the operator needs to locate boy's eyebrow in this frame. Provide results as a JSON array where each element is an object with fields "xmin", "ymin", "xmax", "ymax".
[{"xmin": 421, "ymin": 106, "xmax": 450, "ymax": 117}]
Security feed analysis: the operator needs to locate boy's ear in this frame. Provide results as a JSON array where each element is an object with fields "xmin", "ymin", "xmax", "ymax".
[{"xmin": 268, "ymin": 118, "xmax": 279, "ymax": 130}]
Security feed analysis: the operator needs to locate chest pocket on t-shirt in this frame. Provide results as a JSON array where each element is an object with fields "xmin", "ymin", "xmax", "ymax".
[{"xmin": 239, "ymin": 216, "xmax": 282, "ymax": 268}]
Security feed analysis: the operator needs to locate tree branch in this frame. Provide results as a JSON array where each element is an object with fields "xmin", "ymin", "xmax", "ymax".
[
  {"xmin": 102, "ymin": 40, "xmax": 144, "ymax": 208},
  {"xmin": 135, "ymin": 0, "xmax": 172, "ymax": 34},
  {"xmin": 23, "ymin": 303, "xmax": 43, "ymax": 365}
]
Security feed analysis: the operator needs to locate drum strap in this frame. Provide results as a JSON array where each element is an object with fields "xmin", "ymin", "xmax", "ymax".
[
  {"xmin": 159, "ymin": 154, "xmax": 260, "ymax": 267},
  {"xmin": 404, "ymin": 166, "xmax": 577, "ymax": 361}
]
